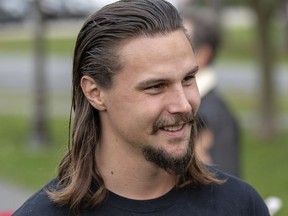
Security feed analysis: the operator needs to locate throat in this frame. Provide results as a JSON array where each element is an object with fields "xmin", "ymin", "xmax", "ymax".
[{"xmin": 104, "ymin": 167, "xmax": 176, "ymax": 200}]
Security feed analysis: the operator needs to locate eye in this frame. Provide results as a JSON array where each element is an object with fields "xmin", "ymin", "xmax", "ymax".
[
  {"xmin": 150, "ymin": 83, "xmax": 165, "ymax": 89},
  {"xmin": 145, "ymin": 83, "xmax": 166, "ymax": 94},
  {"xmin": 182, "ymin": 75, "xmax": 195, "ymax": 86}
]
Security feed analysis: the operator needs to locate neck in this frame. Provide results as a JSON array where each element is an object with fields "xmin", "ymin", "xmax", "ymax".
[{"xmin": 95, "ymin": 141, "xmax": 176, "ymax": 200}]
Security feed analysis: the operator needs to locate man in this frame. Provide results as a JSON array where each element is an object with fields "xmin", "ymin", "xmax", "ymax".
[
  {"xmin": 183, "ymin": 8, "xmax": 241, "ymax": 177},
  {"xmin": 14, "ymin": 0, "xmax": 268, "ymax": 215}
]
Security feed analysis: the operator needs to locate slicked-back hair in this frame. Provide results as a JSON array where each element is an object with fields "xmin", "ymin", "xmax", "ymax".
[{"xmin": 47, "ymin": 0, "xmax": 222, "ymax": 214}]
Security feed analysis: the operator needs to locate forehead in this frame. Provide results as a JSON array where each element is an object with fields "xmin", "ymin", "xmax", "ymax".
[{"xmin": 117, "ymin": 30, "xmax": 196, "ymax": 77}]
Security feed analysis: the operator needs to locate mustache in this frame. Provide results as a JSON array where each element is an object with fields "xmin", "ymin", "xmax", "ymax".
[{"xmin": 151, "ymin": 113, "xmax": 195, "ymax": 134}]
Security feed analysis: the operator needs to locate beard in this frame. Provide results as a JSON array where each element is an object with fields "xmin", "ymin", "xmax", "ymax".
[
  {"xmin": 143, "ymin": 113, "xmax": 196, "ymax": 175},
  {"xmin": 142, "ymin": 139, "xmax": 192, "ymax": 175}
]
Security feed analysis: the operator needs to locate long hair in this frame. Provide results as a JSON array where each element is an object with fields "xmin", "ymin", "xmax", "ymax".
[{"xmin": 48, "ymin": 0, "xmax": 222, "ymax": 213}]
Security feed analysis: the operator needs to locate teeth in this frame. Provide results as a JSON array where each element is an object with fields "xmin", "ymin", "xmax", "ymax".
[{"xmin": 163, "ymin": 125, "xmax": 183, "ymax": 132}]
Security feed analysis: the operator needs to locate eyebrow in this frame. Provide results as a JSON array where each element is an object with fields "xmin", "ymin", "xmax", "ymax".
[
  {"xmin": 135, "ymin": 65, "xmax": 199, "ymax": 90},
  {"xmin": 188, "ymin": 65, "xmax": 199, "ymax": 76}
]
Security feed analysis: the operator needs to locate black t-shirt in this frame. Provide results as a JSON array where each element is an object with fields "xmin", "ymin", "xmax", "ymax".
[{"xmin": 13, "ymin": 170, "xmax": 269, "ymax": 216}]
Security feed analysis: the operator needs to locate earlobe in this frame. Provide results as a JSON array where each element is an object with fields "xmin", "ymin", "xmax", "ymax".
[{"xmin": 80, "ymin": 75, "xmax": 106, "ymax": 111}]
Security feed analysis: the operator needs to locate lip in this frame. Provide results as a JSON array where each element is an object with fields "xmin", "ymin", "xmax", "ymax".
[{"xmin": 160, "ymin": 123, "xmax": 187, "ymax": 137}]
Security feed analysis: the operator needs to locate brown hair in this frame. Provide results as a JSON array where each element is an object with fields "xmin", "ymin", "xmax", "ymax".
[{"xmin": 48, "ymin": 0, "xmax": 222, "ymax": 214}]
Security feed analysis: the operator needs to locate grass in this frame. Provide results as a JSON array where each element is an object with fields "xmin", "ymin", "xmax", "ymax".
[
  {"xmin": 0, "ymin": 113, "xmax": 287, "ymax": 215},
  {"xmin": 217, "ymin": 25, "xmax": 288, "ymax": 63},
  {"xmin": 242, "ymin": 130, "xmax": 288, "ymax": 216},
  {"xmin": 0, "ymin": 115, "xmax": 69, "ymax": 188},
  {"xmin": 0, "ymin": 23, "xmax": 287, "ymax": 63},
  {"xmin": 223, "ymin": 91, "xmax": 288, "ymax": 116},
  {"xmin": 0, "ymin": 37, "xmax": 76, "ymax": 55},
  {"xmin": 218, "ymin": 27, "xmax": 258, "ymax": 61}
]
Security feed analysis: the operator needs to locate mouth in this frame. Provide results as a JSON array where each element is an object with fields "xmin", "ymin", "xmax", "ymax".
[
  {"xmin": 161, "ymin": 124, "xmax": 185, "ymax": 132},
  {"xmin": 151, "ymin": 113, "xmax": 194, "ymax": 135}
]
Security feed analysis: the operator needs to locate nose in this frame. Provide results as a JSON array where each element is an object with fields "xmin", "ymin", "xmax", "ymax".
[{"xmin": 166, "ymin": 86, "xmax": 193, "ymax": 114}]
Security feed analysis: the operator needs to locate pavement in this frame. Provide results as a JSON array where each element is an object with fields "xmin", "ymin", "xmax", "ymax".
[{"xmin": 0, "ymin": 180, "xmax": 32, "ymax": 212}]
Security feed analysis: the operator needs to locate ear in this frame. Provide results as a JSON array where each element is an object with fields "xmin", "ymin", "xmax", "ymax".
[
  {"xmin": 196, "ymin": 45, "xmax": 212, "ymax": 68},
  {"xmin": 80, "ymin": 75, "xmax": 106, "ymax": 111}
]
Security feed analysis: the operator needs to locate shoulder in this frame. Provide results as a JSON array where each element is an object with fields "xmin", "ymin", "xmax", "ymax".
[
  {"xmin": 206, "ymin": 167, "xmax": 270, "ymax": 215},
  {"xmin": 199, "ymin": 90, "xmax": 236, "ymax": 121},
  {"xmin": 200, "ymin": 89, "xmax": 222, "ymax": 106},
  {"xmin": 209, "ymin": 167, "xmax": 258, "ymax": 197},
  {"xmin": 13, "ymin": 179, "xmax": 69, "ymax": 216}
]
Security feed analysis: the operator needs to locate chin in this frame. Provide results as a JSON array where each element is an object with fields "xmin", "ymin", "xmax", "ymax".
[
  {"xmin": 142, "ymin": 141, "xmax": 192, "ymax": 175},
  {"xmin": 166, "ymin": 138, "xmax": 191, "ymax": 155}
]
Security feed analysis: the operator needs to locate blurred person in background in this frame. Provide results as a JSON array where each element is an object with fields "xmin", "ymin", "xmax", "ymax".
[
  {"xmin": 14, "ymin": 0, "xmax": 268, "ymax": 215},
  {"xmin": 182, "ymin": 7, "xmax": 241, "ymax": 177}
]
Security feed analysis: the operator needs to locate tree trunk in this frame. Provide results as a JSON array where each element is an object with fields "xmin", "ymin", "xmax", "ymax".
[
  {"xmin": 284, "ymin": 1, "xmax": 288, "ymax": 53},
  {"xmin": 252, "ymin": 0, "xmax": 276, "ymax": 137},
  {"xmin": 30, "ymin": 0, "xmax": 50, "ymax": 149}
]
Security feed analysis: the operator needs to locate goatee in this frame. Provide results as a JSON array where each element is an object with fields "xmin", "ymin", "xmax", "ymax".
[{"xmin": 142, "ymin": 139, "xmax": 192, "ymax": 176}]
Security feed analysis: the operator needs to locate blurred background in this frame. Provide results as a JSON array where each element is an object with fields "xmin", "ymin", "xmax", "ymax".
[{"xmin": 0, "ymin": 0, "xmax": 287, "ymax": 215}]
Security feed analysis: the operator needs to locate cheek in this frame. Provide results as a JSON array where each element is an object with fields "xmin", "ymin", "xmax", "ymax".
[
  {"xmin": 126, "ymin": 97, "xmax": 166, "ymax": 135},
  {"xmin": 186, "ymin": 88, "xmax": 201, "ymax": 113},
  {"xmin": 194, "ymin": 94, "xmax": 201, "ymax": 113},
  {"xmin": 106, "ymin": 91, "xmax": 156, "ymax": 126}
]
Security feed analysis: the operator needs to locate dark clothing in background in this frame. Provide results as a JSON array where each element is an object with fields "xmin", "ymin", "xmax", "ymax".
[{"xmin": 198, "ymin": 88, "xmax": 241, "ymax": 177}]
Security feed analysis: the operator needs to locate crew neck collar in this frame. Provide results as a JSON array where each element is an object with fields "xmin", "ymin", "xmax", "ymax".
[{"xmin": 105, "ymin": 187, "xmax": 183, "ymax": 213}]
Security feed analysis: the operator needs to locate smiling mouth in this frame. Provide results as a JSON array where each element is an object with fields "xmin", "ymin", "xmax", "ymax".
[
  {"xmin": 161, "ymin": 124, "xmax": 184, "ymax": 132},
  {"xmin": 151, "ymin": 113, "xmax": 194, "ymax": 134}
]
